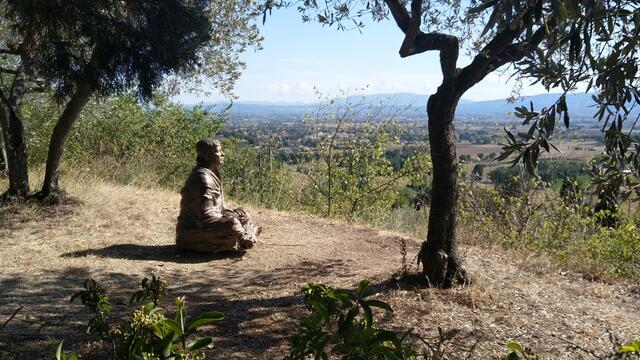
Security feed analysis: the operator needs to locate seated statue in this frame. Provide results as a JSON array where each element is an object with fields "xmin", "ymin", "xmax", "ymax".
[{"xmin": 176, "ymin": 138, "xmax": 259, "ymax": 252}]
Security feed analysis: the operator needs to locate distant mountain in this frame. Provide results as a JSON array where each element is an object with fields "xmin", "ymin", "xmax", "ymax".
[
  {"xmin": 201, "ymin": 92, "xmax": 622, "ymax": 121},
  {"xmin": 457, "ymin": 93, "xmax": 598, "ymax": 118}
]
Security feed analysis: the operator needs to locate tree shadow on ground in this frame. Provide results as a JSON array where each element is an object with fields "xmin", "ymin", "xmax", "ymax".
[
  {"xmin": 0, "ymin": 258, "xmax": 369, "ymax": 359},
  {"xmin": 368, "ymin": 273, "xmax": 429, "ymax": 293},
  {"xmin": 61, "ymin": 244, "xmax": 246, "ymax": 264},
  {"xmin": 0, "ymin": 197, "xmax": 79, "ymax": 231}
]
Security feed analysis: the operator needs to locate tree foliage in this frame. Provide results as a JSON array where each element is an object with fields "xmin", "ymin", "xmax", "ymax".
[
  {"xmin": 6, "ymin": 0, "xmax": 211, "ymax": 99},
  {"xmin": 3, "ymin": 0, "xmax": 261, "ymax": 99},
  {"xmin": 0, "ymin": 0, "xmax": 262, "ymax": 198}
]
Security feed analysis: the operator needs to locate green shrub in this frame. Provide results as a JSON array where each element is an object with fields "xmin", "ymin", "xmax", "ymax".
[
  {"xmin": 459, "ymin": 183, "xmax": 640, "ymax": 281},
  {"xmin": 501, "ymin": 342, "xmax": 539, "ymax": 360},
  {"xmin": 56, "ymin": 277, "xmax": 223, "ymax": 360},
  {"xmin": 586, "ymin": 221, "xmax": 640, "ymax": 279},
  {"xmin": 289, "ymin": 281, "xmax": 615, "ymax": 359},
  {"xmin": 24, "ymin": 94, "xmax": 223, "ymax": 190},
  {"xmin": 220, "ymin": 138, "xmax": 297, "ymax": 210},
  {"xmin": 288, "ymin": 280, "xmax": 413, "ymax": 360}
]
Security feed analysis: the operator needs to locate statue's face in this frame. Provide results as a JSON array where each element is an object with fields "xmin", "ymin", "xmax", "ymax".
[{"xmin": 212, "ymin": 145, "xmax": 225, "ymax": 167}]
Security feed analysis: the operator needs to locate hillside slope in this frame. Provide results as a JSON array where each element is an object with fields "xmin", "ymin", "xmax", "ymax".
[{"xmin": 0, "ymin": 179, "xmax": 638, "ymax": 359}]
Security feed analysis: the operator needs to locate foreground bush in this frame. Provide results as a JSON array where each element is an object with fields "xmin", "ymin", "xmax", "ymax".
[
  {"xmin": 289, "ymin": 280, "xmax": 640, "ymax": 359},
  {"xmin": 288, "ymin": 280, "xmax": 413, "ymax": 359},
  {"xmin": 55, "ymin": 278, "xmax": 640, "ymax": 359},
  {"xmin": 57, "ymin": 276, "xmax": 222, "ymax": 360}
]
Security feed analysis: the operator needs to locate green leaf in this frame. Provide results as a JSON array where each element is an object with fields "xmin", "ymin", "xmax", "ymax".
[
  {"xmin": 356, "ymin": 280, "xmax": 371, "ymax": 298},
  {"xmin": 186, "ymin": 311, "xmax": 225, "ymax": 334},
  {"xmin": 338, "ymin": 307, "xmax": 359, "ymax": 335},
  {"xmin": 144, "ymin": 302, "xmax": 157, "ymax": 313},
  {"xmin": 503, "ymin": 352, "xmax": 520, "ymax": 360},
  {"xmin": 619, "ymin": 340, "xmax": 640, "ymax": 353},
  {"xmin": 361, "ymin": 301, "xmax": 373, "ymax": 326},
  {"xmin": 372, "ymin": 330, "xmax": 398, "ymax": 343},
  {"xmin": 619, "ymin": 345, "xmax": 638, "ymax": 353},
  {"xmin": 56, "ymin": 341, "xmax": 64, "ymax": 360},
  {"xmin": 161, "ymin": 331, "xmax": 176, "ymax": 357},
  {"xmin": 506, "ymin": 341, "xmax": 525, "ymax": 353},
  {"xmin": 187, "ymin": 337, "xmax": 214, "ymax": 351},
  {"xmin": 553, "ymin": 0, "xmax": 568, "ymax": 21},
  {"xmin": 558, "ymin": 95, "xmax": 567, "ymax": 112},
  {"xmin": 481, "ymin": 6, "xmax": 500, "ymax": 37},
  {"xmin": 307, "ymin": 299, "xmax": 329, "ymax": 323},
  {"xmin": 523, "ymin": 148, "xmax": 535, "ymax": 176},
  {"xmin": 365, "ymin": 299, "xmax": 393, "ymax": 312},
  {"xmin": 505, "ymin": 128, "xmax": 517, "ymax": 144},
  {"xmin": 496, "ymin": 149, "xmax": 514, "ymax": 161},
  {"xmin": 163, "ymin": 319, "xmax": 184, "ymax": 337},
  {"xmin": 331, "ymin": 291, "xmax": 353, "ymax": 303},
  {"xmin": 540, "ymin": 140, "xmax": 550, "ymax": 152}
]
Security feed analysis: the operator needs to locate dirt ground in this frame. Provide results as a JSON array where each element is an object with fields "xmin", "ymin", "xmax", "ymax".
[{"xmin": 1, "ymin": 179, "xmax": 639, "ymax": 359}]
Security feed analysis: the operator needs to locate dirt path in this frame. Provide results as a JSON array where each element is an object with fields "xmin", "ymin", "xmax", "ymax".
[{"xmin": 1, "ymin": 180, "xmax": 639, "ymax": 359}]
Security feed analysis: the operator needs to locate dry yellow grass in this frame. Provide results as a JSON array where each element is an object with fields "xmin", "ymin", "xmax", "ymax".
[{"xmin": 1, "ymin": 176, "xmax": 639, "ymax": 359}]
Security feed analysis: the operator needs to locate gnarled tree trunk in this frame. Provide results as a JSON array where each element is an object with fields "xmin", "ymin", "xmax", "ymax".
[
  {"xmin": 0, "ymin": 122, "xmax": 7, "ymax": 173},
  {"xmin": 381, "ymin": 0, "xmax": 546, "ymax": 288},
  {"xmin": 0, "ymin": 70, "xmax": 30, "ymax": 198},
  {"xmin": 419, "ymin": 83, "xmax": 468, "ymax": 287},
  {"xmin": 38, "ymin": 81, "xmax": 93, "ymax": 198}
]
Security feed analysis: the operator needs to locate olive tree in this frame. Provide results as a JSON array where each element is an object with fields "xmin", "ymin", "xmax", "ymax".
[
  {"xmin": 262, "ymin": 0, "xmax": 639, "ymax": 286},
  {"xmin": 0, "ymin": 0, "xmax": 261, "ymax": 199}
]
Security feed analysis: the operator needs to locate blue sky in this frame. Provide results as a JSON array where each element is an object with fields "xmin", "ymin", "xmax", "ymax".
[{"xmin": 178, "ymin": 7, "xmax": 548, "ymax": 104}]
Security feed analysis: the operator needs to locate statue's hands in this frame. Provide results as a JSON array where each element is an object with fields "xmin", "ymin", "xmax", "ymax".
[{"xmin": 223, "ymin": 208, "xmax": 249, "ymax": 223}]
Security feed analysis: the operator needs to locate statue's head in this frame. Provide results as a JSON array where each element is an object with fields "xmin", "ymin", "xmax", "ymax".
[{"xmin": 196, "ymin": 137, "xmax": 224, "ymax": 169}]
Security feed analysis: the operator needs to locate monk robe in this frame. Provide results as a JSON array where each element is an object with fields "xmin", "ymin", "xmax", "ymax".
[{"xmin": 176, "ymin": 167, "xmax": 258, "ymax": 252}]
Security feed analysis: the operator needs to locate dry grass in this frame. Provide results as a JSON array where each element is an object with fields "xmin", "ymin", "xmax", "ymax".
[{"xmin": 1, "ymin": 176, "xmax": 639, "ymax": 359}]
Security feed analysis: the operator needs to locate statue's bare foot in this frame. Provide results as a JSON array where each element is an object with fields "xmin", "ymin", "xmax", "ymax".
[{"xmin": 240, "ymin": 239, "xmax": 255, "ymax": 250}]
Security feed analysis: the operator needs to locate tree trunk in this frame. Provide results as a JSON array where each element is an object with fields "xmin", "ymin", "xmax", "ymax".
[
  {"xmin": 419, "ymin": 84, "xmax": 469, "ymax": 287},
  {"xmin": 0, "ymin": 112, "xmax": 9, "ymax": 173},
  {"xmin": 0, "ymin": 71, "xmax": 30, "ymax": 198},
  {"xmin": 38, "ymin": 82, "xmax": 93, "ymax": 198}
]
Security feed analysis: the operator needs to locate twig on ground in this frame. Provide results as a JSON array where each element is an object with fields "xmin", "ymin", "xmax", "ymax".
[{"xmin": 0, "ymin": 306, "xmax": 23, "ymax": 332}]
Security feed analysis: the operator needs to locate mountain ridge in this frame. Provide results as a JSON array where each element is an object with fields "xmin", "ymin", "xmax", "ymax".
[{"xmin": 198, "ymin": 92, "xmax": 614, "ymax": 120}]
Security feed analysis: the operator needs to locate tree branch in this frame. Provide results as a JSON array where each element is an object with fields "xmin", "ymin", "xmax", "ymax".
[
  {"xmin": 0, "ymin": 67, "xmax": 18, "ymax": 75},
  {"xmin": 399, "ymin": 0, "xmax": 422, "ymax": 57},
  {"xmin": 384, "ymin": 0, "xmax": 459, "ymax": 82},
  {"xmin": 384, "ymin": 0, "xmax": 411, "ymax": 32},
  {"xmin": 456, "ymin": 3, "xmax": 541, "ymax": 94},
  {"xmin": 0, "ymin": 49, "xmax": 19, "ymax": 56},
  {"xmin": 492, "ymin": 19, "xmax": 553, "ymax": 68}
]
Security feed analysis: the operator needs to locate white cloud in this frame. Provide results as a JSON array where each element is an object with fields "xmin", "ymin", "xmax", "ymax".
[
  {"xmin": 260, "ymin": 80, "xmax": 318, "ymax": 101},
  {"xmin": 462, "ymin": 73, "xmax": 548, "ymax": 101}
]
